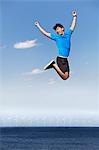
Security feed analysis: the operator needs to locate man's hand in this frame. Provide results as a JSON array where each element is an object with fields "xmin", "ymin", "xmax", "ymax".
[
  {"xmin": 34, "ymin": 21, "xmax": 40, "ymax": 27},
  {"xmin": 72, "ymin": 11, "xmax": 77, "ymax": 17},
  {"xmin": 70, "ymin": 10, "xmax": 77, "ymax": 32}
]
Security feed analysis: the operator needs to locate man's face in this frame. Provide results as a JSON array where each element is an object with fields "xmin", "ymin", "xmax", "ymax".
[{"xmin": 56, "ymin": 27, "xmax": 64, "ymax": 35}]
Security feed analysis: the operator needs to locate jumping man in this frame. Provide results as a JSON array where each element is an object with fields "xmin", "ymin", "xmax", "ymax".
[{"xmin": 34, "ymin": 10, "xmax": 77, "ymax": 80}]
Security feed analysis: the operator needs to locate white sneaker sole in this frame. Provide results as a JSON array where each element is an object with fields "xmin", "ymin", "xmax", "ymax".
[{"xmin": 44, "ymin": 60, "xmax": 54, "ymax": 70}]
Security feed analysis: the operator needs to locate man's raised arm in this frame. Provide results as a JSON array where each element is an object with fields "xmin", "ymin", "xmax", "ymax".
[
  {"xmin": 34, "ymin": 21, "xmax": 51, "ymax": 38},
  {"xmin": 70, "ymin": 11, "xmax": 77, "ymax": 32}
]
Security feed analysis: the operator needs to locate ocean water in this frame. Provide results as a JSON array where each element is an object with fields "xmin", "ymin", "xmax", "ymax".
[{"xmin": 0, "ymin": 127, "xmax": 99, "ymax": 150}]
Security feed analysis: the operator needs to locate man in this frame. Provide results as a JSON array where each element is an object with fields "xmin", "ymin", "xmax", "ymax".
[{"xmin": 34, "ymin": 10, "xmax": 77, "ymax": 80}]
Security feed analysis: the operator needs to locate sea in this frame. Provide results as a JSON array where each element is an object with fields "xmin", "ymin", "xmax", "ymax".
[{"xmin": 0, "ymin": 127, "xmax": 99, "ymax": 150}]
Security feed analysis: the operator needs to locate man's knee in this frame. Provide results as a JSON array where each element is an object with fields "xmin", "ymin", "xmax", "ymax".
[{"xmin": 62, "ymin": 73, "xmax": 70, "ymax": 80}]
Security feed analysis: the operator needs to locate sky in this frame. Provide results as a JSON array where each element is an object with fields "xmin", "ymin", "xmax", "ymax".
[{"xmin": 0, "ymin": 0, "xmax": 99, "ymax": 126}]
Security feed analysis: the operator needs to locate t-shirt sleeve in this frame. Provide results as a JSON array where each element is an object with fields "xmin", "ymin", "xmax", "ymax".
[
  {"xmin": 66, "ymin": 28, "xmax": 73, "ymax": 35},
  {"xmin": 50, "ymin": 33, "xmax": 57, "ymax": 41}
]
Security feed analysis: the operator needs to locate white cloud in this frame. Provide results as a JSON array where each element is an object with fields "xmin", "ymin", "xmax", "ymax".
[
  {"xmin": 48, "ymin": 78, "xmax": 56, "ymax": 85},
  {"xmin": 31, "ymin": 68, "xmax": 44, "ymax": 75},
  {"xmin": 23, "ymin": 68, "xmax": 44, "ymax": 76},
  {"xmin": 23, "ymin": 76, "xmax": 32, "ymax": 81},
  {"xmin": 14, "ymin": 39, "xmax": 38, "ymax": 49}
]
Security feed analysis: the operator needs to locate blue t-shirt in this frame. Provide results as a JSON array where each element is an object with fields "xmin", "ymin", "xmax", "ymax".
[{"xmin": 50, "ymin": 28, "xmax": 73, "ymax": 57}]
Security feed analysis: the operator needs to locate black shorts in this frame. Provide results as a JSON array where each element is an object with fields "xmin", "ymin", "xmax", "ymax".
[{"xmin": 57, "ymin": 56, "xmax": 70, "ymax": 73}]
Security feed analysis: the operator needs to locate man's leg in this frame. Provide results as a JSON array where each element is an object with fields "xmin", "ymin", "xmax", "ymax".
[
  {"xmin": 44, "ymin": 58, "xmax": 70, "ymax": 80},
  {"xmin": 52, "ymin": 63, "xmax": 69, "ymax": 80}
]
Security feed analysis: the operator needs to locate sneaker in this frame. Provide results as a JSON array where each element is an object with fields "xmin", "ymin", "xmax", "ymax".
[{"xmin": 44, "ymin": 60, "xmax": 55, "ymax": 70}]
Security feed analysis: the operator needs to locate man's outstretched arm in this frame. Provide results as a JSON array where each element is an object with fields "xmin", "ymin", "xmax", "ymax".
[
  {"xmin": 70, "ymin": 10, "xmax": 77, "ymax": 32},
  {"xmin": 34, "ymin": 21, "xmax": 51, "ymax": 38}
]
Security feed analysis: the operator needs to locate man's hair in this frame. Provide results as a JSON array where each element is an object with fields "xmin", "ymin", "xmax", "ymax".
[{"xmin": 53, "ymin": 23, "xmax": 64, "ymax": 30}]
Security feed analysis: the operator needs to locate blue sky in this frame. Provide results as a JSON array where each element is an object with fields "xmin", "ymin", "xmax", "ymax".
[{"xmin": 0, "ymin": 0, "xmax": 99, "ymax": 126}]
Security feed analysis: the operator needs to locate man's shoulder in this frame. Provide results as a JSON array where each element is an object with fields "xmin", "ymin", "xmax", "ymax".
[
  {"xmin": 50, "ymin": 33, "xmax": 58, "ymax": 40},
  {"xmin": 65, "ymin": 28, "xmax": 73, "ymax": 35},
  {"xmin": 51, "ymin": 33, "xmax": 58, "ymax": 37}
]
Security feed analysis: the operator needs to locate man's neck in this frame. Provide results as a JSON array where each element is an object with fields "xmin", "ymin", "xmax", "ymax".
[{"xmin": 61, "ymin": 31, "xmax": 64, "ymax": 35}]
